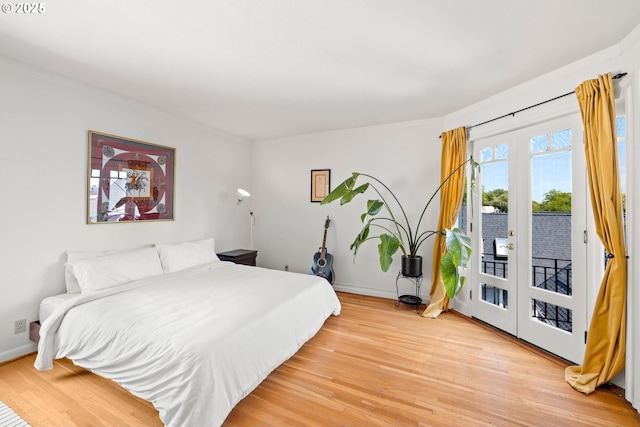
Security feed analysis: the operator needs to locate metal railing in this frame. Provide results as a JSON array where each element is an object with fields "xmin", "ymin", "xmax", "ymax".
[
  {"xmin": 480, "ymin": 255, "xmax": 573, "ymax": 332},
  {"xmin": 531, "ymin": 257, "xmax": 572, "ymax": 295}
]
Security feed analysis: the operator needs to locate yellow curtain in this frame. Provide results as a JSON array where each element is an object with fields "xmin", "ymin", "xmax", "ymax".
[
  {"xmin": 422, "ymin": 127, "xmax": 467, "ymax": 318},
  {"xmin": 565, "ymin": 73, "xmax": 627, "ymax": 394}
]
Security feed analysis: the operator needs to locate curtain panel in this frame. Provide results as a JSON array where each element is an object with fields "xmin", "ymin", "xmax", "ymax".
[
  {"xmin": 565, "ymin": 73, "xmax": 627, "ymax": 394},
  {"xmin": 422, "ymin": 127, "xmax": 467, "ymax": 318}
]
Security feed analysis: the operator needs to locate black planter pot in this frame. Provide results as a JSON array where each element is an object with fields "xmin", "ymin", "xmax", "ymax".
[{"xmin": 401, "ymin": 255, "xmax": 423, "ymax": 277}]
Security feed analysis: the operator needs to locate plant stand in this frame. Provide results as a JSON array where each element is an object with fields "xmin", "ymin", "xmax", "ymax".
[{"xmin": 395, "ymin": 271, "xmax": 423, "ymax": 314}]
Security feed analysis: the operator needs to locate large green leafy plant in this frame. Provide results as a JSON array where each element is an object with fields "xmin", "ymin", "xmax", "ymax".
[{"xmin": 321, "ymin": 158, "xmax": 477, "ymax": 298}]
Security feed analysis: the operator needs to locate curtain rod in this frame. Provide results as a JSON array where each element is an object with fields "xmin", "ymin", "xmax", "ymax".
[{"xmin": 440, "ymin": 72, "xmax": 627, "ymax": 138}]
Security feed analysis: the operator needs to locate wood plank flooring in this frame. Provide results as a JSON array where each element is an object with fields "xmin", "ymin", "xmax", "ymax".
[{"xmin": 1, "ymin": 291, "xmax": 638, "ymax": 426}]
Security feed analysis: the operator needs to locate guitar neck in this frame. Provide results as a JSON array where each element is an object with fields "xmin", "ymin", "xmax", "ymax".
[{"xmin": 320, "ymin": 228, "xmax": 328, "ymax": 259}]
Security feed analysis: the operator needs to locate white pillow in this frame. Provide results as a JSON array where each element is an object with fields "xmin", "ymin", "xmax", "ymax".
[
  {"xmin": 67, "ymin": 246, "xmax": 164, "ymax": 293},
  {"xmin": 65, "ymin": 249, "xmax": 118, "ymax": 293},
  {"xmin": 65, "ymin": 245, "xmax": 153, "ymax": 293},
  {"xmin": 155, "ymin": 238, "xmax": 220, "ymax": 274}
]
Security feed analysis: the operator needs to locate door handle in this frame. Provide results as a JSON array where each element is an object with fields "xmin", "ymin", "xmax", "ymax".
[{"xmin": 508, "ymin": 243, "xmax": 515, "ymax": 250}]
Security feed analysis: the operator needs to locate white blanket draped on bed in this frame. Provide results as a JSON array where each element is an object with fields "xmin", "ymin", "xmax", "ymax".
[{"xmin": 35, "ymin": 262, "xmax": 341, "ymax": 427}]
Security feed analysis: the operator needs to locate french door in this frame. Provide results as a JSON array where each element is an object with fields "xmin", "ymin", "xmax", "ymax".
[{"xmin": 471, "ymin": 115, "xmax": 588, "ymax": 364}]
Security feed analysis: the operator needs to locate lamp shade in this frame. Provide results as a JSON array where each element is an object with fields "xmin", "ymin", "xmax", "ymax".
[{"xmin": 237, "ymin": 188, "xmax": 250, "ymax": 204}]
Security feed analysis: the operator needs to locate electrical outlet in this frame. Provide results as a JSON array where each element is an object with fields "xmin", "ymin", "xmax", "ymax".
[{"xmin": 14, "ymin": 318, "xmax": 26, "ymax": 334}]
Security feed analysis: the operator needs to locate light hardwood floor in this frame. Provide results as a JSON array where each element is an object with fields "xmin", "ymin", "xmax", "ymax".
[{"xmin": 1, "ymin": 292, "xmax": 638, "ymax": 426}]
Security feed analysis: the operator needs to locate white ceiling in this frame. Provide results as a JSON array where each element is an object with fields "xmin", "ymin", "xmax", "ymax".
[{"xmin": 1, "ymin": 1, "xmax": 639, "ymax": 140}]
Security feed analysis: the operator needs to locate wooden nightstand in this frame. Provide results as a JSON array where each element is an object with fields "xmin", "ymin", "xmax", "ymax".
[
  {"xmin": 30, "ymin": 321, "xmax": 41, "ymax": 344},
  {"xmin": 217, "ymin": 249, "xmax": 258, "ymax": 266}
]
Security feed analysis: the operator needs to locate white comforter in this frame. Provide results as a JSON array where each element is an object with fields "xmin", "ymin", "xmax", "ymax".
[{"xmin": 35, "ymin": 262, "xmax": 341, "ymax": 426}]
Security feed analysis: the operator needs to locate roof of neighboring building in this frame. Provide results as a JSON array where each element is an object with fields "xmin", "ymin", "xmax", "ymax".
[{"xmin": 459, "ymin": 205, "xmax": 572, "ymax": 265}]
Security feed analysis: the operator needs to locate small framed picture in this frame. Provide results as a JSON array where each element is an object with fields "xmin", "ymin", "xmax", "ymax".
[{"xmin": 310, "ymin": 169, "xmax": 331, "ymax": 203}]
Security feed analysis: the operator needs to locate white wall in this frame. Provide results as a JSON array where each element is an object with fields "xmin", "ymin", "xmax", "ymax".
[
  {"xmin": 251, "ymin": 118, "xmax": 443, "ymax": 300},
  {"xmin": 0, "ymin": 57, "xmax": 252, "ymax": 362}
]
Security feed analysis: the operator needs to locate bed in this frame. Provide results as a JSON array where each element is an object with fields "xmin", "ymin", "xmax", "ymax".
[{"xmin": 35, "ymin": 239, "xmax": 341, "ymax": 427}]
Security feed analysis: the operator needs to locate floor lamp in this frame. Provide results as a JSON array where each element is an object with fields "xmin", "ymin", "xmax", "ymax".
[{"xmin": 237, "ymin": 188, "xmax": 254, "ymax": 249}]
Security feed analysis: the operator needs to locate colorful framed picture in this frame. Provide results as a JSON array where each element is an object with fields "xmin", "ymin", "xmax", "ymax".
[
  {"xmin": 310, "ymin": 169, "xmax": 330, "ymax": 203},
  {"xmin": 88, "ymin": 131, "xmax": 176, "ymax": 223}
]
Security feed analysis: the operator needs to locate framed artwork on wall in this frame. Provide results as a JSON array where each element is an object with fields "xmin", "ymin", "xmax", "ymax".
[
  {"xmin": 87, "ymin": 130, "xmax": 176, "ymax": 223},
  {"xmin": 310, "ymin": 169, "xmax": 330, "ymax": 202}
]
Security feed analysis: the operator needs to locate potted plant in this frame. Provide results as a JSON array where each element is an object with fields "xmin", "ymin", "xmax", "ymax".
[{"xmin": 321, "ymin": 158, "xmax": 477, "ymax": 299}]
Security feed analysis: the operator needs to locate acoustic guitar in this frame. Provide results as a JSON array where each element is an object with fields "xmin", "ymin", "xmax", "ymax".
[{"xmin": 310, "ymin": 216, "xmax": 335, "ymax": 284}]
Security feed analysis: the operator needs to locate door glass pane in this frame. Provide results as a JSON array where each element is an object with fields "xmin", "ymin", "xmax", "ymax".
[
  {"xmin": 481, "ymin": 145, "xmax": 509, "ymax": 279},
  {"xmin": 531, "ymin": 131, "xmax": 572, "ymax": 297},
  {"xmin": 531, "ymin": 134, "xmax": 548, "ymax": 153},
  {"xmin": 617, "ymin": 116, "xmax": 626, "ymax": 137},
  {"xmin": 532, "ymin": 299, "xmax": 572, "ymax": 332},
  {"xmin": 532, "ymin": 260, "xmax": 572, "ymax": 295},
  {"xmin": 457, "ymin": 157, "xmax": 472, "ymax": 232},
  {"xmin": 482, "ymin": 283, "xmax": 508, "ymax": 308},
  {"xmin": 495, "ymin": 144, "xmax": 508, "ymax": 159},
  {"xmin": 481, "ymin": 147, "xmax": 493, "ymax": 162},
  {"xmin": 617, "ymin": 115, "xmax": 627, "ymax": 243},
  {"xmin": 530, "ymin": 130, "xmax": 573, "ymax": 331},
  {"xmin": 551, "ymin": 129, "xmax": 571, "ymax": 149}
]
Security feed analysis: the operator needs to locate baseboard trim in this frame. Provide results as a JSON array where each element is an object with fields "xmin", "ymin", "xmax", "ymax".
[
  {"xmin": 332, "ymin": 281, "xmax": 431, "ymax": 303},
  {"xmin": 0, "ymin": 345, "xmax": 37, "ymax": 365}
]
